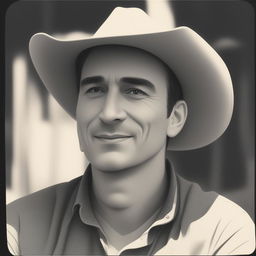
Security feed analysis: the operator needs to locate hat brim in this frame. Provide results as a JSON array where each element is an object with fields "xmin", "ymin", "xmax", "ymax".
[{"xmin": 29, "ymin": 26, "xmax": 233, "ymax": 150}]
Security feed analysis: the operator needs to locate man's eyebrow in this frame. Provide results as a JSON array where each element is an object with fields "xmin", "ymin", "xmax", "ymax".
[
  {"xmin": 80, "ymin": 76, "xmax": 104, "ymax": 86},
  {"xmin": 120, "ymin": 77, "xmax": 155, "ymax": 91}
]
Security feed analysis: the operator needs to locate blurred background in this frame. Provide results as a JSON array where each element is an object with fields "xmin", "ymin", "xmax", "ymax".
[{"xmin": 5, "ymin": 0, "xmax": 254, "ymax": 220}]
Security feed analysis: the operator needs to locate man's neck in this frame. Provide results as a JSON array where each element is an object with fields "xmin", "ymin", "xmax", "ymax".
[{"xmin": 91, "ymin": 147, "xmax": 168, "ymax": 244}]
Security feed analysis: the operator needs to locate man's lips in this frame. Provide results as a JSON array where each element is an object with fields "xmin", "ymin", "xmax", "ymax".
[{"xmin": 94, "ymin": 134, "xmax": 133, "ymax": 142}]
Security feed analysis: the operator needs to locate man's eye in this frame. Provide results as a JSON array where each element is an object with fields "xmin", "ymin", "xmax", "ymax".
[
  {"xmin": 125, "ymin": 88, "xmax": 148, "ymax": 96},
  {"xmin": 85, "ymin": 87, "xmax": 105, "ymax": 95}
]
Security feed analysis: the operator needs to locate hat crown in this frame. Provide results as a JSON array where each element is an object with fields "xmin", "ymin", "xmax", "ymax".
[{"xmin": 94, "ymin": 7, "xmax": 167, "ymax": 38}]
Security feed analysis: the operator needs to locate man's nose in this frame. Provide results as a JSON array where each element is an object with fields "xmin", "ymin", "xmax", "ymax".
[{"xmin": 99, "ymin": 89, "xmax": 126, "ymax": 124}]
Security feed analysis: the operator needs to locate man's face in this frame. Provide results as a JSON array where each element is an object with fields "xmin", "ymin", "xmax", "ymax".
[{"xmin": 76, "ymin": 46, "xmax": 170, "ymax": 171}]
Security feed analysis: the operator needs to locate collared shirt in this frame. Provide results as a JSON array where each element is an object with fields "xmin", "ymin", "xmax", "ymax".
[
  {"xmin": 7, "ymin": 161, "xmax": 255, "ymax": 255},
  {"xmin": 72, "ymin": 160, "xmax": 178, "ymax": 255}
]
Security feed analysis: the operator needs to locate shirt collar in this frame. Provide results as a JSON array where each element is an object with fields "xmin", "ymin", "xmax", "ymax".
[
  {"xmin": 157, "ymin": 160, "xmax": 178, "ymax": 220},
  {"xmin": 72, "ymin": 164, "xmax": 100, "ymax": 227},
  {"xmin": 72, "ymin": 159, "xmax": 178, "ymax": 229}
]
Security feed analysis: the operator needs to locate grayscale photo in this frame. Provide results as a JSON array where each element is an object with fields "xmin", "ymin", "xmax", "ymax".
[{"xmin": 5, "ymin": 0, "xmax": 255, "ymax": 255}]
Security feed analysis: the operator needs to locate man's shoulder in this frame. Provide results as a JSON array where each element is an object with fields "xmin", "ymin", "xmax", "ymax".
[
  {"xmin": 176, "ymin": 174, "xmax": 219, "ymax": 217},
  {"xmin": 7, "ymin": 175, "xmax": 82, "ymax": 209},
  {"xmin": 7, "ymin": 176, "xmax": 82, "ymax": 228},
  {"xmin": 176, "ymin": 174, "xmax": 254, "ymax": 224},
  {"xmin": 166, "ymin": 174, "xmax": 255, "ymax": 255}
]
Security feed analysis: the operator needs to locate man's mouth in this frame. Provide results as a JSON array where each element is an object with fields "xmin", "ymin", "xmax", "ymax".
[{"xmin": 94, "ymin": 134, "xmax": 133, "ymax": 142}]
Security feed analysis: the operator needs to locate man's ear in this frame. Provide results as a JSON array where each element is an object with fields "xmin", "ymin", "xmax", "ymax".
[
  {"xmin": 167, "ymin": 100, "xmax": 188, "ymax": 138},
  {"xmin": 77, "ymin": 124, "xmax": 85, "ymax": 152}
]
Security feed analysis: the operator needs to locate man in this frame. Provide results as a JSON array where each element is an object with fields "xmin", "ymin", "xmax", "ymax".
[{"xmin": 7, "ymin": 7, "xmax": 255, "ymax": 255}]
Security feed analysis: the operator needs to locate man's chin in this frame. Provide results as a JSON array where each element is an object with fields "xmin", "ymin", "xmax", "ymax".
[
  {"xmin": 92, "ymin": 162, "xmax": 129, "ymax": 172},
  {"xmin": 90, "ymin": 152, "xmax": 133, "ymax": 172}
]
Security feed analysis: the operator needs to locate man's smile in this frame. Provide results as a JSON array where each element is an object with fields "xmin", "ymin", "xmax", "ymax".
[{"xmin": 94, "ymin": 134, "xmax": 133, "ymax": 142}]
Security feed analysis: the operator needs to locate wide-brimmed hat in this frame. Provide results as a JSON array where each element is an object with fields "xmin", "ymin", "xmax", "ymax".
[{"xmin": 29, "ymin": 7, "xmax": 233, "ymax": 151}]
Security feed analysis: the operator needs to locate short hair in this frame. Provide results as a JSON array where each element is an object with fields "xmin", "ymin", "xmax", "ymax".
[{"xmin": 75, "ymin": 45, "xmax": 183, "ymax": 116}]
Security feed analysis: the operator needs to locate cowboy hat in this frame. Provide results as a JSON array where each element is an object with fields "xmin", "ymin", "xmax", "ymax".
[{"xmin": 29, "ymin": 7, "xmax": 234, "ymax": 150}]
